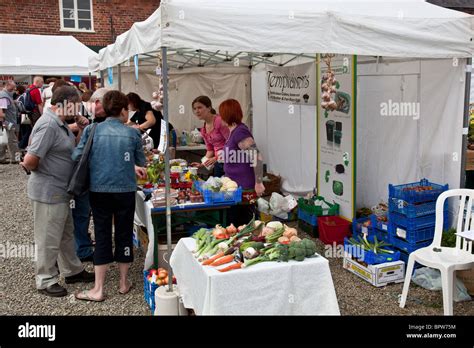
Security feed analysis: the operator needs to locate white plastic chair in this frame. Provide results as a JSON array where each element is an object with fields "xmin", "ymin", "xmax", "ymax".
[{"xmin": 399, "ymin": 189, "xmax": 474, "ymax": 315}]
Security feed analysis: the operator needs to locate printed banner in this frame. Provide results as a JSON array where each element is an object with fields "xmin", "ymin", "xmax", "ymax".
[
  {"xmin": 266, "ymin": 62, "xmax": 316, "ymax": 105},
  {"xmin": 317, "ymin": 55, "xmax": 357, "ymax": 220},
  {"xmin": 0, "ymin": 75, "xmax": 29, "ymax": 87}
]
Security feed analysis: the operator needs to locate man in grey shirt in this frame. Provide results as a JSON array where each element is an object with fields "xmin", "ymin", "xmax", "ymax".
[
  {"xmin": 0, "ymin": 80, "xmax": 21, "ymax": 164},
  {"xmin": 21, "ymin": 86, "xmax": 94, "ymax": 297}
]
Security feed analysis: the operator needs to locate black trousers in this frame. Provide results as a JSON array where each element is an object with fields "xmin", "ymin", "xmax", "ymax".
[{"xmin": 89, "ymin": 191, "xmax": 135, "ymax": 265}]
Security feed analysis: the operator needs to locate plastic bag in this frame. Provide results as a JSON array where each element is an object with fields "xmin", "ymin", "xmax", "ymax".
[
  {"xmin": 269, "ymin": 192, "xmax": 286, "ymax": 215},
  {"xmin": 0, "ymin": 127, "xmax": 7, "ymax": 147},
  {"xmin": 257, "ymin": 198, "xmax": 270, "ymax": 214},
  {"xmin": 412, "ymin": 267, "xmax": 471, "ymax": 302}
]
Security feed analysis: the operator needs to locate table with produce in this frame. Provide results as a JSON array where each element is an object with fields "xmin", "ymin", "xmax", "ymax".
[
  {"xmin": 169, "ymin": 216, "xmax": 340, "ymax": 315},
  {"xmin": 136, "ymin": 151, "xmax": 244, "ymax": 269}
]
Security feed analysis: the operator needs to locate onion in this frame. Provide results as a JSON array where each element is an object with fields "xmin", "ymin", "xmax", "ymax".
[{"xmin": 226, "ymin": 223, "xmax": 237, "ymax": 235}]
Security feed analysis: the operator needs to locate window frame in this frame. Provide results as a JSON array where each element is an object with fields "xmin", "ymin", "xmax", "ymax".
[{"xmin": 59, "ymin": 0, "xmax": 95, "ymax": 33}]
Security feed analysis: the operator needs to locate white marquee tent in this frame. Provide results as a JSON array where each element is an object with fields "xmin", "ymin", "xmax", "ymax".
[
  {"xmin": 89, "ymin": 0, "xmax": 473, "ymax": 202},
  {"xmin": 0, "ymin": 34, "xmax": 97, "ymax": 76}
]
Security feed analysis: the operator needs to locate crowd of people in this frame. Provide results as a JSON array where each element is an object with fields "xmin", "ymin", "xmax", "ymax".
[{"xmin": 0, "ymin": 75, "xmax": 264, "ymax": 301}]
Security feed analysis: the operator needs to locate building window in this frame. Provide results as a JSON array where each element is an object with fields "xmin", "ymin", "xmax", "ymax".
[{"xmin": 59, "ymin": 0, "xmax": 94, "ymax": 32}]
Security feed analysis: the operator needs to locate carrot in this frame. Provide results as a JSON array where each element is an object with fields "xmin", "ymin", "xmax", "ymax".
[
  {"xmin": 210, "ymin": 255, "xmax": 234, "ymax": 266},
  {"xmin": 218, "ymin": 262, "xmax": 242, "ymax": 272},
  {"xmin": 202, "ymin": 252, "xmax": 225, "ymax": 266}
]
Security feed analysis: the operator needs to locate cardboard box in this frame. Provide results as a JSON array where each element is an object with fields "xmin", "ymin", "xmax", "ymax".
[
  {"xmin": 134, "ymin": 224, "xmax": 149, "ymax": 253},
  {"xmin": 343, "ymin": 253, "xmax": 405, "ymax": 287},
  {"xmin": 457, "ymin": 269, "xmax": 474, "ymax": 296},
  {"xmin": 466, "ymin": 150, "xmax": 474, "ymax": 171}
]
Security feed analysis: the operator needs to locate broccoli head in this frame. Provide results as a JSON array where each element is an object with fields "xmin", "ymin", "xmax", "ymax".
[
  {"xmin": 289, "ymin": 241, "xmax": 306, "ymax": 261},
  {"xmin": 288, "ymin": 239, "xmax": 317, "ymax": 261},
  {"xmin": 301, "ymin": 238, "xmax": 317, "ymax": 257}
]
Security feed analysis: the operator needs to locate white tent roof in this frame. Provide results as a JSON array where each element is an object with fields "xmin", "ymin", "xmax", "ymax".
[
  {"xmin": 0, "ymin": 34, "xmax": 97, "ymax": 76},
  {"xmin": 90, "ymin": 0, "xmax": 474, "ymax": 71}
]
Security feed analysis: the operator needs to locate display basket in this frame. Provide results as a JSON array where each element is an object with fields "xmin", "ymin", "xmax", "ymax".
[
  {"xmin": 388, "ymin": 178, "xmax": 448, "ymax": 204},
  {"xmin": 389, "ymin": 235, "xmax": 432, "ymax": 254},
  {"xmin": 318, "ymin": 216, "xmax": 351, "ymax": 245},
  {"xmin": 344, "ymin": 238, "xmax": 400, "ymax": 265},
  {"xmin": 388, "ymin": 197, "xmax": 448, "ymax": 218},
  {"xmin": 298, "ymin": 208, "xmax": 318, "ymax": 226},
  {"xmin": 297, "ymin": 196, "xmax": 339, "ymax": 217},
  {"xmin": 262, "ymin": 173, "xmax": 281, "ymax": 196},
  {"xmin": 194, "ymin": 181, "xmax": 242, "ymax": 205},
  {"xmin": 298, "ymin": 219, "xmax": 318, "ymax": 237}
]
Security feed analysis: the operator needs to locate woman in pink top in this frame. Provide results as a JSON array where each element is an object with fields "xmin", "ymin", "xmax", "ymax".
[{"xmin": 191, "ymin": 96, "xmax": 229, "ymax": 177}]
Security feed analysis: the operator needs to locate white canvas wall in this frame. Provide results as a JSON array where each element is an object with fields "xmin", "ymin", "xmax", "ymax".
[
  {"xmin": 356, "ymin": 58, "xmax": 465, "ymax": 208},
  {"xmin": 252, "ymin": 61, "xmax": 317, "ymax": 195},
  {"xmin": 105, "ymin": 66, "xmax": 251, "ymax": 134},
  {"xmin": 252, "ymin": 57, "xmax": 466, "ymax": 205}
]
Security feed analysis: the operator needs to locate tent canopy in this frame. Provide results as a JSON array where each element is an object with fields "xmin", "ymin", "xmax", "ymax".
[
  {"xmin": 0, "ymin": 34, "xmax": 97, "ymax": 76},
  {"xmin": 90, "ymin": 0, "xmax": 474, "ymax": 71}
]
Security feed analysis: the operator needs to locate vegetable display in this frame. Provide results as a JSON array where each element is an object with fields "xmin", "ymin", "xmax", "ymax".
[{"xmin": 191, "ymin": 217, "xmax": 318, "ymax": 272}]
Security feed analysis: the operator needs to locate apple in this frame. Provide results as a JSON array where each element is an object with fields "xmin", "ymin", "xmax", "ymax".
[
  {"xmin": 158, "ymin": 271, "xmax": 167, "ymax": 279},
  {"xmin": 149, "ymin": 269, "xmax": 157, "ymax": 275}
]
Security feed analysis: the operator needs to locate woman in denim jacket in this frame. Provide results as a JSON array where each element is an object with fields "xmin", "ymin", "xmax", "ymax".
[{"xmin": 72, "ymin": 91, "xmax": 146, "ymax": 301}]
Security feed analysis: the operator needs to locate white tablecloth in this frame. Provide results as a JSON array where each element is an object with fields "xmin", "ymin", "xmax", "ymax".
[
  {"xmin": 134, "ymin": 191, "xmax": 156, "ymax": 270},
  {"xmin": 170, "ymin": 238, "xmax": 340, "ymax": 315}
]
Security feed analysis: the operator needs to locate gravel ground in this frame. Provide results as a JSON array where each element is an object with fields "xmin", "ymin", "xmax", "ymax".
[{"xmin": 1, "ymin": 163, "xmax": 474, "ymax": 316}]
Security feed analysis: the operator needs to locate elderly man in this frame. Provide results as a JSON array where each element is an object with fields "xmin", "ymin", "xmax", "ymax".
[
  {"xmin": 27, "ymin": 76, "xmax": 44, "ymax": 126},
  {"xmin": 0, "ymin": 80, "xmax": 21, "ymax": 164},
  {"xmin": 69, "ymin": 87, "xmax": 110, "ymax": 262},
  {"xmin": 21, "ymin": 86, "xmax": 94, "ymax": 297},
  {"xmin": 87, "ymin": 87, "xmax": 108, "ymax": 121}
]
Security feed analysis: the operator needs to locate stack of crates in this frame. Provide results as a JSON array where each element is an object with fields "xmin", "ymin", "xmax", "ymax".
[
  {"xmin": 297, "ymin": 196, "xmax": 339, "ymax": 237},
  {"xmin": 352, "ymin": 214, "xmax": 390, "ymax": 243},
  {"xmin": 388, "ymin": 179, "xmax": 449, "ymax": 267}
]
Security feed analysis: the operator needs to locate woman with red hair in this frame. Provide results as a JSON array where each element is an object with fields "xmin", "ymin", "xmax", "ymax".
[{"xmin": 219, "ymin": 99, "xmax": 265, "ymax": 225}]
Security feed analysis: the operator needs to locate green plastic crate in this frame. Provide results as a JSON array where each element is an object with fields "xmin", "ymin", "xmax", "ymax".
[{"xmin": 297, "ymin": 196, "xmax": 339, "ymax": 217}]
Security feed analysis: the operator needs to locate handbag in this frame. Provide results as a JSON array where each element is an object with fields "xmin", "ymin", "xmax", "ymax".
[{"xmin": 67, "ymin": 123, "xmax": 98, "ymax": 196}]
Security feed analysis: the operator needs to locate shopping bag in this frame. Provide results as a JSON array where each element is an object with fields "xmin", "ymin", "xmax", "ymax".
[
  {"xmin": 67, "ymin": 124, "xmax": 97, "ymax": 196},
  {"xmin": 0, "ymin": 127, "xmax": 8, "ymax": 147}
]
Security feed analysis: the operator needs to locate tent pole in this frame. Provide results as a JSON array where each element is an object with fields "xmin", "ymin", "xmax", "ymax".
[
  {"xmin": 88, "ymin": 73, "xmax": 92, "ymax": 90},
  {"xmin": 118, "ymin": 64, "xmax": 122, "ymax": 92},
  {"xmin": 162, "ymin": 46, "xmax": 173, "ymax": 292},
  {"xmin": 460, "ymin": 57, "xmax": 472, "ymax": 188},
  {"xmin": 100, "ymin": 70, "xmax": 104, "ymax": 87}
]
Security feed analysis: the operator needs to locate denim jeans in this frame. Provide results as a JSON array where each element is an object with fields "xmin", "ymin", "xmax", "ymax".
[{"xmin": 72, "ymin": 192, "xmax": 93, "ymax": 259}]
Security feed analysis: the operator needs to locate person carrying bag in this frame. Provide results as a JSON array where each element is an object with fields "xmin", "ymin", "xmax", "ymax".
[{"xmin": 68, "ymin": 123, "xmax": 98, "ymax": 196}]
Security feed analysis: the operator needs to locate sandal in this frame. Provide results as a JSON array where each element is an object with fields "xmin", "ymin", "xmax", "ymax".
[
  {"xmin": 75, "ymin": 290, "xmax": 105, "ymax": 302},
  {"xmin": 119, "ymin": 282, "xmax": 134, "ymax": 295}
]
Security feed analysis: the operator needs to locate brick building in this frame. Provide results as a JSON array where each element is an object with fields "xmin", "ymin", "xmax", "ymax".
[{"xmin": 0, "ymin": 0, "xmax": 160, "ymax": 52}]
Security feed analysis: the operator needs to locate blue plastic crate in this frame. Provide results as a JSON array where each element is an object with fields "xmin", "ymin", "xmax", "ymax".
[
  {"xmin": 388, "ymin": 178, "xmax": 448, "ymax": 204},
  {"xmin": 344, "ymin": 238, "xmax": 400, "ymax": 265},
  {"xmin": 389, "ymin": 212, "xmax": 441, "ymax": 230},
  {"xmin": 373, "ymin": 228, "xmax": 390, "ymax": 243},
  {"xmin": 352, "ymin": 216, "xmax": 372, "ymax": 235},
  {"xmin": 389, "ymin": 223, "xmax": 436, "ymax": 244},
  {"xmin": 194, "ymin": 181, "xmax": 243, "ymax": 205},
  {"xmin": 298, "ymin": 219, "xmax": 318, "ymax": 237},
  {"xmin": 143, "ymin": 270, "xmax": 159, "ymax": 314},
  {"xmin": 370, "ymin": 214, "xmax": 389, "ymax": 232},
  {"xmin": 298, "ymin": 208, "xmax": 318, "ymax": 226},
  {"xmin": 389, "ymin": 235, "xmax": 432, "ymax": 253},
  {"xmin": 388, "ymin": 197, "xmax": 448, "ymax": 218},
  {"xmin": 398, "ymin": 250, "xmax": 423, "ymax": 270}
]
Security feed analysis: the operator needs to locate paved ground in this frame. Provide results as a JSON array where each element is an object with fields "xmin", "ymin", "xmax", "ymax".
[{"xmin": 1, "ymin": 163, "xmax": 474, "ymax": 315}]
